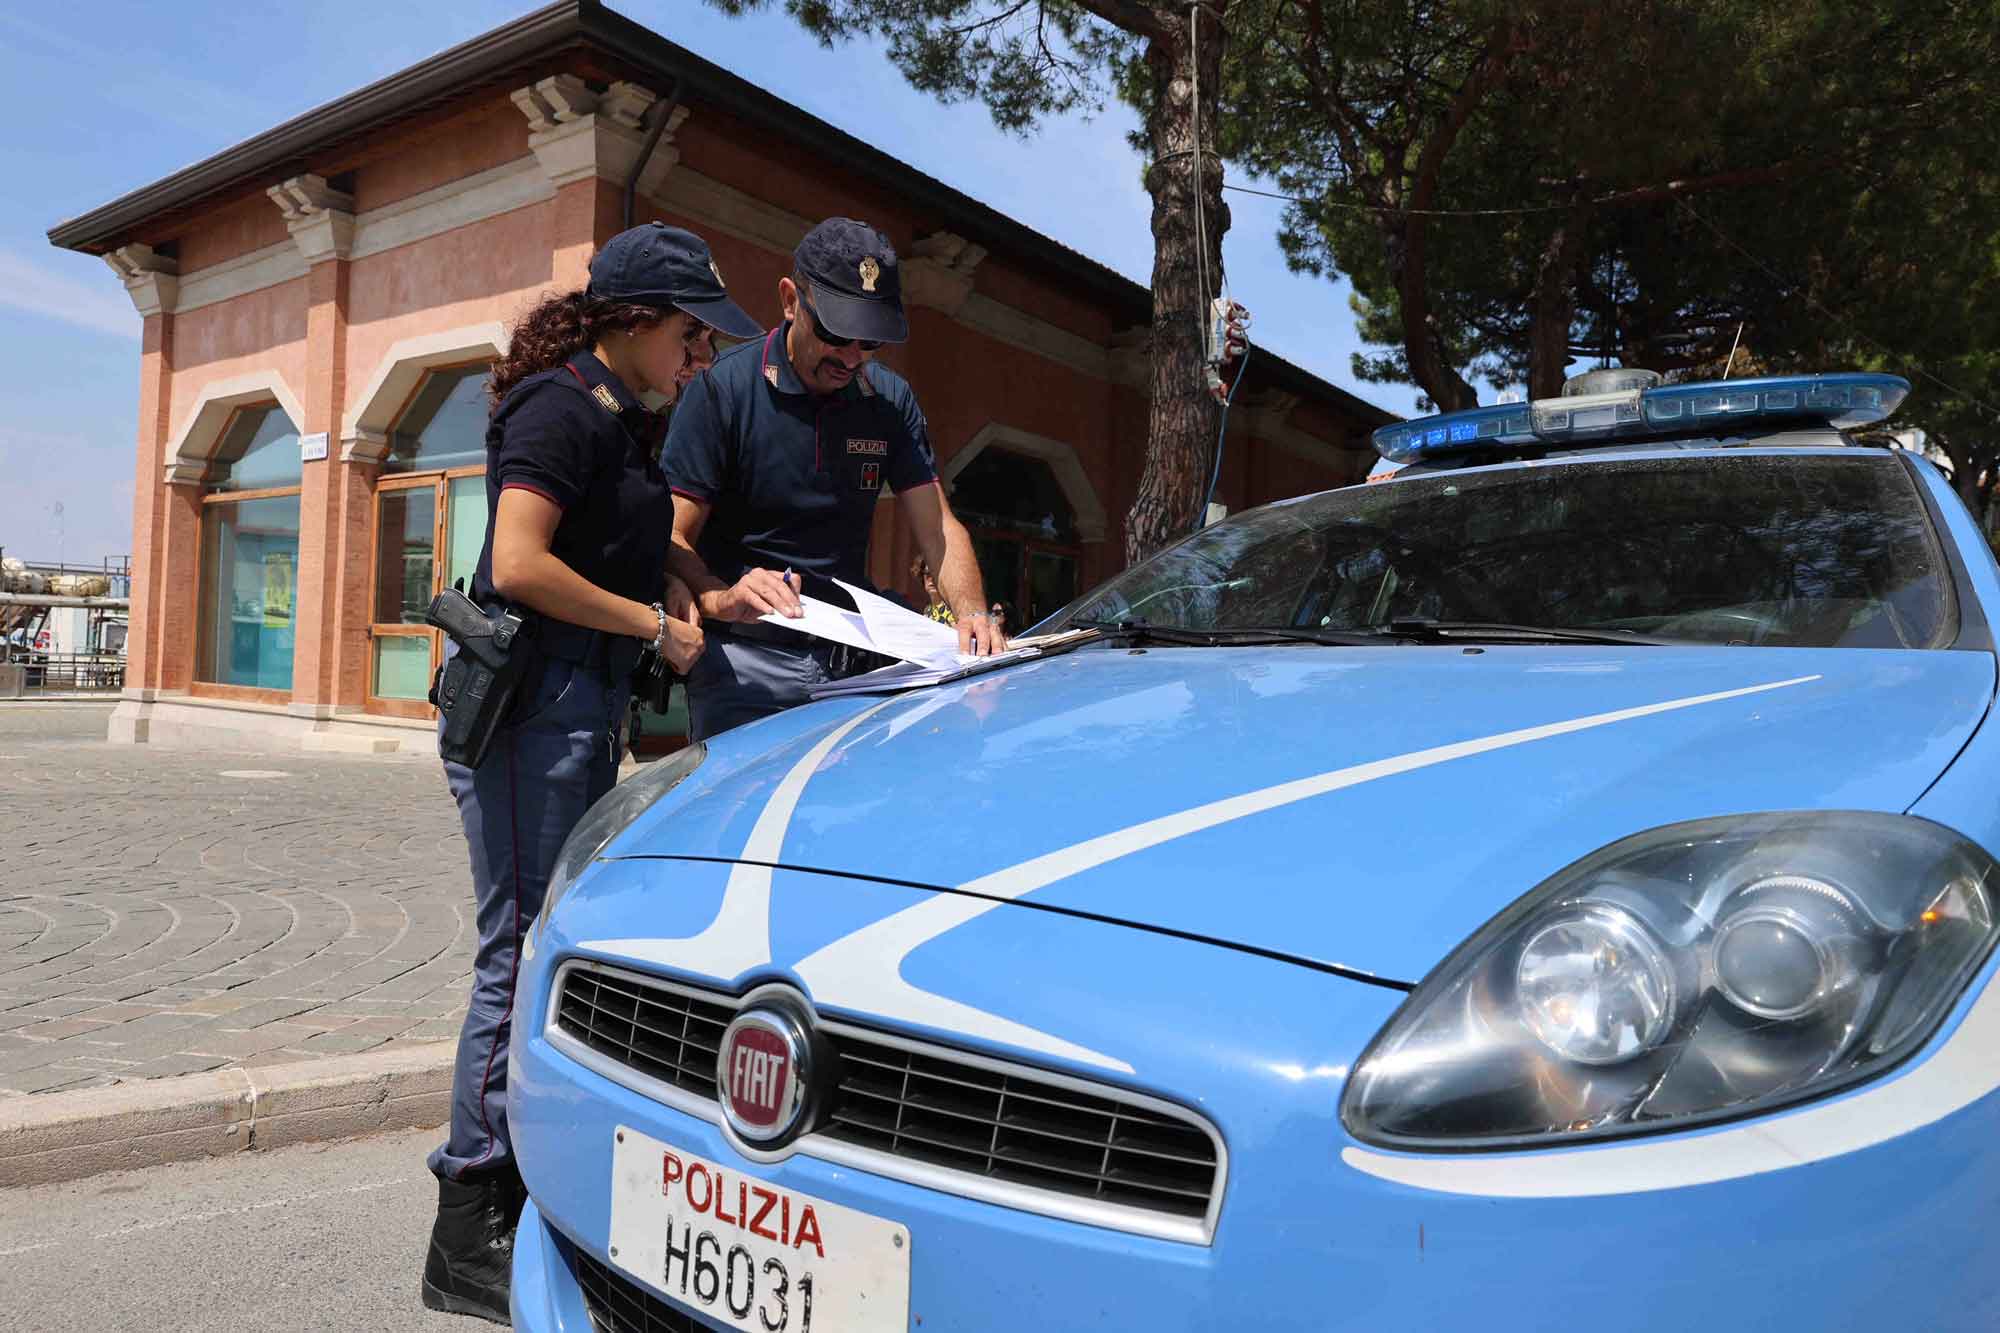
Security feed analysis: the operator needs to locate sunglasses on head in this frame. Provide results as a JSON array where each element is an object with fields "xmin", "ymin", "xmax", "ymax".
[{"xmin": 799, "ymin": 289, "xmax": 883, "ymax": 352}]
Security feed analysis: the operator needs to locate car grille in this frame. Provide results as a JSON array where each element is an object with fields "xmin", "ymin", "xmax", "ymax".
[
  {"xmin": 554, "ymin": 963, "xmax": 1222, "ymax": 1228},
  {"xmin": 819, "ymin": 1040, "xmax": 1216, "ymax": 1218},
  {"xmin": 575, "ymin": 1246, "xmax": 703, "ymax": 1333},
  {"xmin": 557, "ymin": 966, "xmax": 735, "ymax": 1101}
]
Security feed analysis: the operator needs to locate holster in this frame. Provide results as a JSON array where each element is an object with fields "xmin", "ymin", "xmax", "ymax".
[{"xmin": 425, "ymin": 587, "xmax": 530, "ymax": 769}]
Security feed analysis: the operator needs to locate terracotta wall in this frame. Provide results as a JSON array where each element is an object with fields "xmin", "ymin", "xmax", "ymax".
[
  {"xmin": 167, "ymin": 279, "xmax": 311, "ymax": 434},
  {"xmin": 347, "ymin": 100, "xmax": 532, "ymax": 213},
  {"xmin": 172, "ymin": 191, "xmax": 290, "ymax": 274},
  {"xmin": 345, "ymin": 198, "xmax": 561, "ymax": 376}
]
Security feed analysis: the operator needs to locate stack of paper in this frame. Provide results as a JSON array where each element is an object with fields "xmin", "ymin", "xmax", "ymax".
[{"xmin": 752, "ymin": 579, "xmax": 1090, "ymax": 698}]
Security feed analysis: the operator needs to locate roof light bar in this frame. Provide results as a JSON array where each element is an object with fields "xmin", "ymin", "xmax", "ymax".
[{"xmin": 1373, "ymin": 372, "xmax": 1910, "ymax": 463}]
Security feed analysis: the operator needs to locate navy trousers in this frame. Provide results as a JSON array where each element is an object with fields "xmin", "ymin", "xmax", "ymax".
[
  {"xmin": 684, "ymin": 624, "xmax": 904, "ymax": 736},
  {"xmin": 430, "ymin": 650, "xmax": 630, "ymax": 1181},
  {"xmin": 685, "ymin": 630, "xmax": 849, "ymax": 741}
]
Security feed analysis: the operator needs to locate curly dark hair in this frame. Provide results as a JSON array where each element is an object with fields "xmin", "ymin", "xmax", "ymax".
[{"xmin": 488, "ymin": 291, "xmax": 668, "ymax": 405}]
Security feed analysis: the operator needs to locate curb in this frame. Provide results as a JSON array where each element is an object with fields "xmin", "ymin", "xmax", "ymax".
[{"xmin": 0, "ymin": 1042, "xmax": 455, "ymax": 1188}]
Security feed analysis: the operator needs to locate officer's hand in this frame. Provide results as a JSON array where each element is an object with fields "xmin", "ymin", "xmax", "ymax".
[
  {"xmin": 663, "ymin": 575, "xmax": 700, "ymax": 626},
  {"xmin": 957, "ymin": 611, "xmax": 1008, "ymax": 657},
  {"xmin": 661, "ymin": 619, "xmax": 705, "ymax": 674},
  {"xmin": 711, "ymin": 568, "xmax": 803, "ymax": 622}
]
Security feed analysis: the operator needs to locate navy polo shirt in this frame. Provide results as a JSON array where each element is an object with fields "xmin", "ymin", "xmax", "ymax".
[
  {"xmin": 663, "ymin": 323, "xmax": 938, "ymax": 598},
  {"xmin": 471, "ymin": 351, "xmax": 671, "ymax": 613}
]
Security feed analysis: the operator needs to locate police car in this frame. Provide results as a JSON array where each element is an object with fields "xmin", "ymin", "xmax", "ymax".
[{"xmin": 507, "ymin": 370, "xmax": 2000, "ymax": 1331}]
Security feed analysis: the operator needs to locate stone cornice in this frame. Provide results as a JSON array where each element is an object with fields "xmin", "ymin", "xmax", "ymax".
[
  {"xmin": 903, "ymin": 231, "xmax": 988, "ymax": 317},
  {"xmin": 512, "ymin": 76, "xmax": 685, "ymax": 197},
  {"xmin": 338, "ymin": 428, "xmax": 391, "ymax": 464},
  {"xmin": 268, "ymin": 174, "xmax": 356, "ymax": 264},
  {"xmin": 104, "ymin": 243, "xmax": 180, "ymax": 318},
  {"xmin": 655, "ymin": 163, "xmax": 810, "ymax": 256}
]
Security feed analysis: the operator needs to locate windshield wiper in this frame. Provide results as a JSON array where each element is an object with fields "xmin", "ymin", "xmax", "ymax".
[
  {"xmin": 1068, "ymin": 620, "xmax": 1387, "ymax": 647},
  {"xmin": 1379, "ymin": 618, "xmax": 1677, "ymax": 646}
]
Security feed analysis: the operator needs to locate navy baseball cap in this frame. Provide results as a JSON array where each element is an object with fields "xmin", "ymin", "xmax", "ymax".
[
  {"xmin": 586, "ymin": 223, "xmax": 763, "ymax": 339},
  {"xmin": 793, "ymin": 218, "xmax": 909, "ymax": 345}
]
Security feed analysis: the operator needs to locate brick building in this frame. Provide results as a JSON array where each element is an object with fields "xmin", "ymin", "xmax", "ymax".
[{"xmin": 49, "ymin": 0, "xmax": 1391, "ymax": 754}]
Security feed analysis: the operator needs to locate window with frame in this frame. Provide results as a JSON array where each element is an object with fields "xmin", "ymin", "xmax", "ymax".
[
  {"xmin": 951, "ymin": 448, "xmax": 1082, "ymax": 632},
  {"xmin": 368, "ymin": 365, "xmax": 490, "ymax": 712},
  {"xmin": 195, "ymin": 404, "xmax": 302, "ymax": 691}
]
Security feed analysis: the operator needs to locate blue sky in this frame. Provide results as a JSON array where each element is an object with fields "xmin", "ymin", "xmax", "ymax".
[{"xmin": 0, "ymin": 0, "xmax": 1422, "ymax": 568}]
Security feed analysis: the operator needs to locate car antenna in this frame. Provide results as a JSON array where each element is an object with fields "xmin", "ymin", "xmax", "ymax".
[{"xmin": 1722, "ymin": 322, "xmax": 1745, "ymax": 380}]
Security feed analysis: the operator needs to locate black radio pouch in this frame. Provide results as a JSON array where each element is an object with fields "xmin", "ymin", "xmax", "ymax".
[
  {"xmin": 425, "ymin": 586, "xmax": 530, "ymax": 768},
  {"xmin": 630, "ymin": 649, "xmax": 678, "ymax": 715}
]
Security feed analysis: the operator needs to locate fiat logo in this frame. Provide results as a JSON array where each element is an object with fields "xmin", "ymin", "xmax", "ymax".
[{"xmin": 717, "ymin": 1006, "xmax": 809, "ymax": 1145}]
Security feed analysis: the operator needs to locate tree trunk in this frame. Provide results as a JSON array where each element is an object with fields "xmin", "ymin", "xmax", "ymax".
[
  {"xmin": 1945, "ymin": 438, "xmax": 1984, "ymax": 512},
  {"xmin": 1125, "ymin": 7, "xmax": 1229, "ymax": 567},
  {"xmin": 1526, "ymin": 207, "xmax": 1589, "ymax": 398},
  {"xmin": 1386, "ymin": 217, "xmax": 1479, "ymax": 412}
]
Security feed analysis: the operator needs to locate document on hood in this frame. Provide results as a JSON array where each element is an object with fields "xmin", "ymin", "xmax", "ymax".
[
  {"xmin": 763, "ymin": 578, "xmax": 1098, "ymax": 698},
  {"xmin": 806, "ymin": 627, "xmax": 1105, "ymax": 700},
  {"xmin": 757, "ymin": 578, "xmax": 966, "ymax": 669}
]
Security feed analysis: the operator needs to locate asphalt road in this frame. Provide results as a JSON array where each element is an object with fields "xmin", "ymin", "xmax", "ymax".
[{"xmin": 0, "ymin": 1127, "xmax": 476, "ymax": 1333}]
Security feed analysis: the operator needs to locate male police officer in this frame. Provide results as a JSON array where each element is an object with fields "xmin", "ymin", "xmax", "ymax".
[{"xmin": 663, "ymin": 217, "xmax": 1003, "ymax": 739}]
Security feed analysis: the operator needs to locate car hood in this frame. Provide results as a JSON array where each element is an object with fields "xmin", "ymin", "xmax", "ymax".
[{"xmin": 609, "ymin": 644, "xmax": 1994, "ymax": 983}]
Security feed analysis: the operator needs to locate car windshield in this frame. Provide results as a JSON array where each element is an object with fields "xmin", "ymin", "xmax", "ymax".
[{"xmin": 1054, "ymin": 452, "xmax": 1957, "ymax": 648}]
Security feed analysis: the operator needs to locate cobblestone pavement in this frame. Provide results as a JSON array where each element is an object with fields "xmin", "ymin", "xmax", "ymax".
[{"xmin": 0, "ymin": 705, "xmax": 475, "ymax": 1096}]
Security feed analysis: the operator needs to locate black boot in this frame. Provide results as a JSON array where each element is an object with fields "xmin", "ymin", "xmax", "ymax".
[{"xmin": 421, "ymin": 1168, "xmax": 526, "ymax": 1324}]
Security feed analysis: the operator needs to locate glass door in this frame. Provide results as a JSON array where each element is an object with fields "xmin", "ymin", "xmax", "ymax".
[
  {"xmin": 370, "ymin": 476, "xmax": 440, "ymax": 707},
  {"xmin": 368, "ymin": 468, "xmax": 487, "ymax": 715}
]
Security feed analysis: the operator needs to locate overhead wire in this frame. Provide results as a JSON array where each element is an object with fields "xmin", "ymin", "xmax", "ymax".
[
  {"xmin": 1672, "ymin": 198, "xmax": 2000, "ymax": 419},
  {"xmin": 1222, "ymin": 181, "xmax": 1574, "ymax": 216}
]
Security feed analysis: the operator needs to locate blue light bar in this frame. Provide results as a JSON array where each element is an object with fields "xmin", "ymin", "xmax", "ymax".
[{"xmin": 1373, "ymin": 372, "xmax": 1910, "ymax": 463}]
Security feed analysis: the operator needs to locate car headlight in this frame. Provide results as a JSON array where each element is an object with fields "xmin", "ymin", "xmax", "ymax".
[
  {"xmin": 539, "ymin": 743, "xmax": 707, "ymax": 933},
  {"xmin": 1342, "ymin": 812, "xmax": 1999, "ymax": 1149}
]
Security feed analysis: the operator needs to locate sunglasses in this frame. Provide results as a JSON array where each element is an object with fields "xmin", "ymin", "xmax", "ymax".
[{"xmin": 799, "ymin": 289, "xmax": 883, "ymax": 352}]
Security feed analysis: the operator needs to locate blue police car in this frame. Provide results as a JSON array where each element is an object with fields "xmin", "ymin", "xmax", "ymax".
[{"xmin": 507, "ymin": 370, "xmax": 2000, "ymax": 1332}]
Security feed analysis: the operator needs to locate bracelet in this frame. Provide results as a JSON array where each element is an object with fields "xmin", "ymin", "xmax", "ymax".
[
  {"xmin": 649, "ymin": 601, "xmax": 668, "ymax": 653},
  {"xmin": 962, "ymin": 610, "xmax": 990, "ymax": 622}
]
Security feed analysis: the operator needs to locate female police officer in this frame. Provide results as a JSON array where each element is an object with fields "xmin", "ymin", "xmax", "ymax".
[{"xmin": 422, "ymin": 223, "xmax": 762, "ymax": 1324}]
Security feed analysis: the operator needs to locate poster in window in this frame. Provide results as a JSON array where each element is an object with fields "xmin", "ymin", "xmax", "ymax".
[{"xmin": 263, "ymin": 552, "xmax": 295, "ymax": 628}]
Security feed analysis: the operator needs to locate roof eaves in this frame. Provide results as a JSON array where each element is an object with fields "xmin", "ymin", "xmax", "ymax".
[{"xmin": 46, "ymin": 0, "xmax": 590, "ymax": 253}]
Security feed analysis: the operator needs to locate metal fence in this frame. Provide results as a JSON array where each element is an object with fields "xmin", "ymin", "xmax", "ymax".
[{"xmin": 0, "ymin": 652, "xmax": 125, "ymax": 695}]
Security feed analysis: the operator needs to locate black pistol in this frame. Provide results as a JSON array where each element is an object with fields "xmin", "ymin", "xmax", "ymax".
[{"xmin": 425, "ymin": 588, "xmax": 528, "ymax": 769}]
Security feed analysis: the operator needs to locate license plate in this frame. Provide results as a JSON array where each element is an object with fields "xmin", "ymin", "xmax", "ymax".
[{"xmin": 608, "ymin": 1126, "xmax": 910, "ymax": 1333}]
